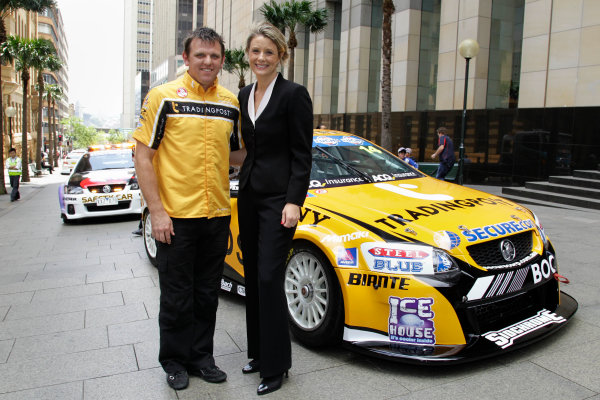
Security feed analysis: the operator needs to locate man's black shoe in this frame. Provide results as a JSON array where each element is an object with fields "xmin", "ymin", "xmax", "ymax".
[
  {"xmin": 166, "ymin": 370, "xmax": 189, "ymax": 390},
  {"xmin": 132, "ymin": 228, "xmax": 143, "ymax": 236},
  {"xmin": 190, "ymin": 365, "xmax": 227, "ymax": 383}
]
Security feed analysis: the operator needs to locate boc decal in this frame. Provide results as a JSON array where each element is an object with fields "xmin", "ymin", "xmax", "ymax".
[
  {"xmin": 388, "ymin": 296, "xmax": 435, "ymax": 344},
  {"xmin": 531, "ymin": 254, "xmax": 557, "ymax": 284}
]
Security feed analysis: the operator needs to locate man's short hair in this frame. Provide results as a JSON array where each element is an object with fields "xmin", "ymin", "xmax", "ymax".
[
  {"xmin": 9, "ymin": 147, "xmax": 16, "ymax": 153},
  {"xmin": 183, "ymin": 27, "xmax": 225, "ymax": 58},
  {"xmin": 437, "ymin": 127, "xmax": 447, "ymax": 135},
  {"xmin": 397, "ymin": 147, "xmax": 406, "ymax": 154}
]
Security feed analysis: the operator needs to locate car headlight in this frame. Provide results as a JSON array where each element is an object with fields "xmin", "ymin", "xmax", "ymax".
[
  {"xmin": 531, "ymin": 211, "xmax": 549, "ymax": 248},
  {"xmin": 432, "ymin": 249, "xmax": 459, "ymax": 273},
  {"xmin": 65, "ymin": 185, "xmax": 83, "ymax": 194},
  {"xmin": 129, "ymin": 176, "xmax": 139, "ymax": 190}
]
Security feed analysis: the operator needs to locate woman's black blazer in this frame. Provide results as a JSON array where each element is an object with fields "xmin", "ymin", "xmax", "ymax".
[{"xmin": 237, "ymin": 73, "xmax": 313, "ymax": 207}]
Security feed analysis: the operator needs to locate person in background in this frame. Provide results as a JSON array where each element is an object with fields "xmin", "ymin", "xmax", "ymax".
[
  {"xmin": 237, "ymin": 22, "xmax": 313, "ymax": 396},
  {"xmin": 431, "ymin": 126, "xmax": 455, "ymax": 180},
  {"xmin": 5, "ymin": 148, "xmax": 21, "ymax": 202},
  {"xmin": 133, "ymin": 27, "xmax": 242, "ymax": 391},
  {"xmin": 404, "ymin": 147, "xmax": 418, "ymax": 169},
  {"xmin": 397, "ymin": 147, "xmax": 407, "ymax": 161}
]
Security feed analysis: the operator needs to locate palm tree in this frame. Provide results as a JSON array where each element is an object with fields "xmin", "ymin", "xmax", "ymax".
[
  {"xmin": 47, "ymin": 83, "xmax": 63, "ymax": 167},
  {"xmin": 224, "ymin": 48, "xmax": 249, "ymax": 90},
  {"xmin": 380, "ymin": 0, "xmax": 395, "ymax": 151},
  {"xmin": 43, "ymin": 55, "xmax": 62, "ymax": 167},
  {"xmin": 0, "ymin": 0, "xmax": 55, "ymax": 192},
  {"xmin": 259, "ymin": 0, "xmax": 328, "ymax": 83},
  {"xmin": 2, "ymin": 35, "xmax": 42, "ymax": 182},
  {"xmin": 31, "ymin": 38, "xmax": 56, "ymax": 171}
]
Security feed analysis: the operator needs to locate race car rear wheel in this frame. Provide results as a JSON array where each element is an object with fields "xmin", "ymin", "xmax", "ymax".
[
  {"xmin": 143, "ymin": 210, "xmax": 158, "ymax": 267},
  {"xmin": 285, "ymin": 242, "xmax": 343, "ymax": 347}
]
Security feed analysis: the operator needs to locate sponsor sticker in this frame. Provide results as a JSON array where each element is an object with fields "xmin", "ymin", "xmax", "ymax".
[
  {"xmin": 237, "ymin": 285, "xmax": 246, "ymax": 296},
  {"xmin": 321, "ymin": 231, "xmax": 369, "ymax": 243},
  {"xmin": 336, "ymin": 247, "xmax": 358, "ymax": 267},
  {"xmin": 461, "ymin": 219, "xmax": 534, "ymax": 243},
  {"xmin": 220, "ymin": 279, "xmax": 232, "ymax": 292},
  {"xmin": 433, "ymin": 230, "xmax": 461, "ymax": 250},
  {"xmin": 388, "ymin": 296, "xmax": 435, "ymax": 344},
  {"xmin": 315, "ymin": 189, "xmax": 328, "ymax": 194},
  {"xmin": 482, "ymin": 309, "xmax": 566, "ymax": 349},
  {"xmin": 313, "ymin": 136, "xmax": 339, "ymax": 146},
  {"xmin": 361, "ymin": 242, "xmax": 434, "ymax": 274},
  {"xmin": 176, "ymin": 87, "xmax": 188, "ymax": 98},
  {"xmin": 340, "ymin": 136, "xmax": 365, "ymax": 145}
]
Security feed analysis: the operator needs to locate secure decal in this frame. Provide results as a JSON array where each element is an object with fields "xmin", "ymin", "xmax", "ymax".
[
  {"xmin": 361, "ymin": 243, "xmax": 434, "ymax": 274},
  {"xmin": 482, "ymin": 309, "xmax": 566, "ymax": 349},
  {"xmin": 388, "ymin": 296, "xmax": 435, "ymax": 344},
  {"xmin": 461, "ymin": 219, "xmax": 534, "ymax": 242}
]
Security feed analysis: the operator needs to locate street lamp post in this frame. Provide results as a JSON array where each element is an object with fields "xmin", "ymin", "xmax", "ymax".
[
  {"xmin": 457, "ymin": 39, "xmax": 479, "ymax": 185},
  {"xmin": 5, "ymin": 106, "xmax": 17, "ymax": 149}
]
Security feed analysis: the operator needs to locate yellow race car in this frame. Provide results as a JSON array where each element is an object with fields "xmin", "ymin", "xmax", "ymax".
[{"xmin": 142, "ymin": 130, "xmax": 577, "ymax": 363}]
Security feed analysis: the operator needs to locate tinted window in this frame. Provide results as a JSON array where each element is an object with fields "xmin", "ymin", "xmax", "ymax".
[{"xmin": 74, "ymin": 152, "xmax": 134, "ymax": 173}]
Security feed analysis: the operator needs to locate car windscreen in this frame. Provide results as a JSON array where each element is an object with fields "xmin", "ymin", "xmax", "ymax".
[
  {"xmin": 74, "ymin": 152, "xmax": 134, "ymax": 173},
  {"xmin": 310, "ymin": 136, "xmax": 422, "ymax": 188}
]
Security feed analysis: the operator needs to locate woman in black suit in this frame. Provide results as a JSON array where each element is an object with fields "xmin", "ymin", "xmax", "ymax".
[{"xmin": 237, "ymin": 22, "xmax": 313, "ymax": 396}]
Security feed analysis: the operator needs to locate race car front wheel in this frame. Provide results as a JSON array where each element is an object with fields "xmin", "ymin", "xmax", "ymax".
[
  {"xmin": 143, "ymin": 210, "xmax": 158, "ymax": 267},
  {"xmin": 285, "ymin": 242, "xmax": 344, "ymax": 347}
]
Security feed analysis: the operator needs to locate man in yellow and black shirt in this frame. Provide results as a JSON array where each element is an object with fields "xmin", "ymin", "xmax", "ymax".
[{"xmin": 134, "ymin": 27, "xmax": 243, "ymax": 391}]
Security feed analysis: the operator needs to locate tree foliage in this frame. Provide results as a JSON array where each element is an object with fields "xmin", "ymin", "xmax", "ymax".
[
  {"xmin": 259, "ymin": 0, "xmax": 328, "ymax": 82},
  {"xmin": 60, "ymin": 116, "xmax": 99, "ymax": 149},
  {"xmin": 224, "ymin": 48, "xmax": 249, "ymax": 90}
]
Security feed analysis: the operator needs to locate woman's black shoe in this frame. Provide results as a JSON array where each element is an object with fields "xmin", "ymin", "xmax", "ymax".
[
  {"xmin": 257, "ymin": 371, "xmax": 288, "ymax": 396},
  {"xmin": 241, "ymin": 359, "xmax": 260, "ymax": 374}
]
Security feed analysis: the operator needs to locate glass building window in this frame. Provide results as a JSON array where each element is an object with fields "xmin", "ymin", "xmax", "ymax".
[
  {"xmin": 486, "ymin": 0, "xmax": 524, "ymax": 109},
  {"xmin": 416, "ymin": 0, "xmax": 440, "ymax": 111}
]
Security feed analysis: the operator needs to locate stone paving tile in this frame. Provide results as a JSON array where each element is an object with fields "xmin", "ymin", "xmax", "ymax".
[
  {"xmin": 0, "ymin": 382, "xmax": 83, "ymax": 400},
  {"xmin": 131, "ymin": 263, "xmax": 159, "ymax": 278},
  {"xmin": 45, "ymin": 250, "xmax": 109, "ymax": 264},
  {"xmin": 103, "ymin": 276, "xmax": 156, "ymax": 293},
  {"xmin": 86, "ymin": 269, "xmax": 134, "ymax": 284},
  {"xmin": 121, "ymin": 286, "xmax": 160, "ymax": 305},
  {"xmin": 108, "ymin": 318, "xmax": 158, "ymax": 346},
  {"xmin": 85, "ymin": 303, "xmax": 148, "ymax": 328},
  {"xmin": 9, "ymin": 327, "xmax": 108, "ymax": 362},
  {"xmin": 88, "ymin": 248, "xmax": 126, "ymax": 260},
  {"xmin": 0, "ymin": 307, "xmax": 8, "ymax": 321},
  {"xmin": 104, "ymin": 252, "xmax": 146, "ymax": 268},
  {"xmin": 563, "ymin": 283, "xmax": 600, "ymax": 307},
  {"xmin": 575, "ymin": 305, "xmax": 600, "ymax": 328},
  {"xmin": 0, "ymin": 272, "xmax": 26, "ymax": 284},
  {"xmin": 0, "ymin": 262, "xmax": 45, "ymax": 275},
  {"xmin": 0, "ymin": 292, "xmax": 33, "ymax": 307},
  {"xmin": 144, "ymin": 298, "xmax": 160, "ymax": 319},
  {"xmin": 133, "ymin": 340, "xmax": 160, "ymax": 369},
  {"xmin": 214, "ymin": 328, "xmax": 241, "ymax": 356},
  {"xmin": 43, "ymin": 256, "xmax": 103, "ymax": 270},
  {"xmin": 23, "ymin": 270, "xmax": 88, "ymax": 282},
  {"xmin": 0, "ymin": 311, "xmax": 84, "ymax": 340},
  {"xmin": 387, "ymin": 361, "xmax": 594, "ymax": 400},
  {"xmin": 32, "ymin": 283, "xmax": 103, "ymax": 302},
  {"xmin": 0, "ymin": 276, "xmax": 85, "ymax": 295},
  {"xmin": 0, "ymin": 345, "xmax": 137, "ymax": 394},
  {"xmin": 0, "ymin": 339, "xmax": 13, "ymax": 363},
  {"xmin": 5, "ymin": 292, "xmax": 123, "ymax": 320},
  {"xmin": 531, "ymin": 337, "xmax": 600, "ymax": 393},
  {"xmin": 84, "ymin": 367, "xmax": 177, "ymax": 400}
]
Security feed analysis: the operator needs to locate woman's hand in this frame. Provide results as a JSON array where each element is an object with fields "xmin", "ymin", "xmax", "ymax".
[{"xmin": 281, "ymin": 203, "xmax": 301, "ymax": 228}]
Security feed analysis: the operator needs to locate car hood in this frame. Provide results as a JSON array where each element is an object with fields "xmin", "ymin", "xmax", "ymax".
[
  {"xmin": 68, "ymin": 169, "xmax": 136, "ymax": 187},
  {"xmin": 303, "ymin": 177, "xmax": 539, "ymax": 265}
]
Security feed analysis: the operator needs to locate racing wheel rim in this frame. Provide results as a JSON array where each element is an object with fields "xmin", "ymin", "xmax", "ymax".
[
  {"xmin": 285, "ymin": 250, "xmax": 330, "ymax": 331},
  {"xmin": 144, "ymin": 212, "xmax": 157, "ymax": 259}
]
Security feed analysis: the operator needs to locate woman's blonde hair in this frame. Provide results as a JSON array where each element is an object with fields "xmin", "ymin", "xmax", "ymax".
[{"xmin": 245, "ymin": 22, "xmax": 289, "ymax": 63}]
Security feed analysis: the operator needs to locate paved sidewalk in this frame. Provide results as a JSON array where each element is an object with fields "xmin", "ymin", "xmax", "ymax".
[{"xmin": 0, "ymin": 177, "xmax": 598, "ymax": 399}]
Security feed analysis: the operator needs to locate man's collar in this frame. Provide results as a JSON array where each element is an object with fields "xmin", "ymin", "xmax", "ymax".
[{"xmin": 183, "ymin": 72, "xmax": 218, "ymax": 94}]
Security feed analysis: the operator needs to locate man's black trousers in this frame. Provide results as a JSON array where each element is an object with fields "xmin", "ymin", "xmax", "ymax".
[
  {"xmin": 157, "ymin": 216, "xmax": 230, "ymax": 374},
  {"xmin": 238, "ymin": 189, "xmax": 296, "ymax": 378}
]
